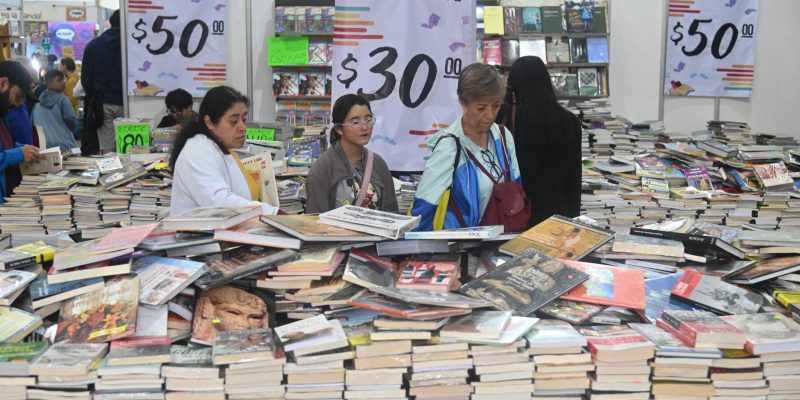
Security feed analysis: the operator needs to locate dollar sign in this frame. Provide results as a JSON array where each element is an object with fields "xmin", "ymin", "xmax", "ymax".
[
  {"xmin": 670, "ymin": 22, "xmax": 684, "ymax": 46},
  {"xmin": 337, "ymin": 53, "xmax": 358, "ymax": 89},
  {"xmin": 131, "ymin": 18, "xmax": 148, "ymax": 44}
]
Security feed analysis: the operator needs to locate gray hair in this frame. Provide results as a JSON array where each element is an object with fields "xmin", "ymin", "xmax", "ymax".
[{"xmin": 457, "ymin": 63, "xmax": 505, "ymax": 104}]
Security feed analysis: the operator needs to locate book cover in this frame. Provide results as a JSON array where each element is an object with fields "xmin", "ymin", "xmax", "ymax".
[
  {"xmin": 304, "ymin": 6, "xmax": 323, "ymax": 33},
  {"xmin": 191, "ymin": 285, "xmax": 270, "ymax": 345},
  {"xmin": 521, "ymin": 6, "xmax": 542, "ymax": 33},
  {"xmin": 212, "ymin": 328, "xmax": 275, "ymax": 364},
  {"xmin": 524, "ymin": 319, "xmax": 587, "ymax": 348},
  {"xmin": 0, "ymin": 270, "xmax": 37, "ymax": 299},
  {"xmin": 240, "ymin": 151, "xmax": 280, "ymax": 207},
  {"xmin": 570, "ymin": 38, "xmax": 588, "ymax": 63},
  {"xmin": 564, "ymin": 7, "xmax": 585, "ymax": 32},
  {"xmin": 91, "ymin": 223, "xmax": 159, "ymax": 254},
  {"xmin": 586, "ymin": 36, "xmax": 608, "ymax": 63},
  {"xmin": 721, "ymin": 313, "xmax": 800, "ymax": 354},
  {"xmin": 539, "ymin": 299, "xmax": 606, "ymax": 324},
  {"xmin": 99, "ymin": 163, "xmax": 146, "ymax": 189},
  {"xmin": 29, "ymin": 342, "xmax": 108, "ymax": 377},
  {"xmin": 439, "ymin": 311, "xmax": 512, "ymax": 340},
  {"xmin": 503, "ymin": 7, "xmax": 521, "ymax": 34},
  {"xmin": 481, "ymin": 38, "xmax": 502, "ymax": 66},
  {"xmin": 629, "ymin": 323, "xmax": 692, "ymax": 352},
  {"xmin": 274, "ymin": 6, "xmax": 292, "ymax": 33},
  {"xmin": 214, "ymin": 218, "xmax": 300, "ymax": 249},
  {"xmin": 299, "ymin": 72, "xmax": 326, "ymax": 96},
  {"xmin": 261, "ymin": 215, "xmax": 384, "ymax": 242},
  {"xmin": 55, "ymin": 278, "xmax": 140, "ymax": 343},
  {"xmin": 10, "ymin": 242, "xmax": 55, "ymax": 264},
  {"xmin": 170, "ymin": 344, "xmax": 212, "ymax": 365},
  {"xmin": 194, "ymin": 246, "xmax": 299, "ymax": 290},
  {"xmin": 29, "ymin": 276, "xmax": 105, "ymax": 305},
  {"xmin": 0, "ymin": 307, "xmax": 42, "ymax": 343},
  {"xmin": 343, "ymin": 249, "xmax": 397, "ymax": 289},
  {"xmin": 753, "ymin": 162, "xmax": 793, "ymax": 189},
  {"xmin": 577, "ymin": 68, "xmax": 599, "ymax": 96},
  {"xmin": 628, "ymin": 228, "xmax": 744, "ymax": 260},
  {"xmin": 685, "ymin": 166, "xmax": 715, "ymax": 191},
  {"xmin": 396, "ymin": 254, "xmax": 459, "ymax": 292},
  {"xmin": 501, "ymin": 39, "xmax": 520, "ymax": 66},
  {"xmin": 671, "ymin": 269, "xmax": 764, "ymax": 315},
  {"xmin": 586, "ymin": 334, "xmax": 654, "ymax": 359},
  {"xmin": 642, "ymin": 272, "xmax": 699, "ymax": 324},
  {"xmin": 482, "ymin": 6, "xmax": 504, "ymax": 35},
  {"xmin": 689, "ymin": 221, "xmax": 741, "ymax": 243},
  {"xmin": 726, "ymin": 256, "xmax": 800, "ymax": 285},
  {"xmin": 107, "ymin": 335, "xmax": 171, "ymax": 366},
  {"xmin": 591, "ymin": 6, "xmax": 607, "ymax": 33},
  {"xmin": 661, "ymin": 310, "xmax": 745, "ymax": 342},
  {"xmin": 519, "ymin": 39, "xmax": 547, "ymax": 61},
  {"xmin": 459, "ymin": 249, "xmax": 589, "ymax": 316},
  {"xmin": 162, "ymin": 205, "xmax": 261, "ymax": 231},
  {"xmin": 277, "ymin": 244, "xmax": 340, "ymax": 272},
  {"xmin": 308, "ymin": 40, "xmax": 327, "ymax": 65},
  {"xmin": 53, "ymin": 238, "xmax": 135, "ymax": 271},
  {"xmin": 641, "ymin": 177, "xmax": 670, "ymax": 195},
  {"xmin": 0, "ymin": 250, "xmax": 35, "ymax": 270},
  {"xmin": 347, "ymin": 292, "xmax": 471, "ymax": 320},
  {"xmin": 404, "ymin": 225, "xmax": 502, "ymax": 240},
  {"xmin": 540, "ymin": 6, "xmax": 564, "ymax": 33},
  {"xmin": 272, "ymin": 70, "xmax": 299, "ymax": 96},
  {"xmin": 370, "ymin": 286, "xmax": 491, "ymax": 309},
  {"xmin": 131, "ymin": 256, "xmax": 206, "ymax": 306},
  {"xmin": 274, "ymin": 315, "xmax": 333, "ymax": 351},
  {"xmin": 500, "ymin": 214, "xmax": 614, "ymax": 259},
  {"xmin": 20, "ymin": 147, "xmax": 62, "ymax": 175},
  {"xmin": 559, "ymin": 260, "xmax": 646, "ymax": 310}
]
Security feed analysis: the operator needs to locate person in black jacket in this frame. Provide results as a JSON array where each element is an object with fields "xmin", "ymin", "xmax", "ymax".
[{"xmin": 497, "ymin": 56, "xmax": 582, "ymax": 228}]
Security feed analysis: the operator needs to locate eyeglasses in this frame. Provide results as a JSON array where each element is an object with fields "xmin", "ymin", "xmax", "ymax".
[
  {"xmin": 480, "ymin": 149, "xmax": 503, "ymax": 181},
  {"xmin": 340, "ymin": 117, "xmax": 376, "ymax": 129}
]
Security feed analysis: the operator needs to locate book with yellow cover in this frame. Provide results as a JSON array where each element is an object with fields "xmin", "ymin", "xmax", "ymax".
[{"xmin": 499, "ymin": 214, "xmax": 614, "ymax": 260}]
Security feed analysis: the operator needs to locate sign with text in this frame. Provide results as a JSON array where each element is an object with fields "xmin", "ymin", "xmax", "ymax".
[
  {"xmin": 332, "ymin": 0, "xmax": 476, "ymax": 171},
  {"xmin": 664, "ymin": 0, "xmax": 759, "ymax": 98},
  {"xmin": 127, "ymin": 0, "xmax": 228, "ymax": 97},
  {"xmin": 268, "ymin": 36, "xmax": 309, "ymax": 66},
  {"xmin": 246, "ymin": 128, "xmax": 276, "ymax": 141},
  {"xmin": 48, "ymin": 22, "xmax": 94, "ymax": 60},
  {"xmin": 115, "ymin": 123, "xmax": 151, "ymax": 154}
]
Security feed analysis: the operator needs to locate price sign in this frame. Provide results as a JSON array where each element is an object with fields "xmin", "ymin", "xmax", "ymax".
[
  {"xmin": 268, "ymin": 36, "xmax": 309, "ymax": 66},
  {"xmin": 127, "ymin": 0, "xmax": 228, "ymax": 97},
  {"xmin": 114, "ymin": 123, "xmax": 150, "ymax": 154},
  {"xmin": 246, "ymin": 128, "xmax": 276, "ymax": 141},
  {"xmin": 332, "ymin": 0, "xmax": 476, "ymax": 171},
  {"xmin": 664, "ymin": 0, "xmax": 759, "ymax": 98}
]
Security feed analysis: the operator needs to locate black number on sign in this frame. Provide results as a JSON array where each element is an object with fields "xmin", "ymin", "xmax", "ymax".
[
  {"xmin": 742, "ymin": 23, "xmax": 754, "ymax": 36},
  {"xmin": 146, "ymin": 15, "xmax": 178, "ymax": 55},
  {"xmin": 179, "ymin": 20, "xmax": 210, "ymax": 58},
  {"xmin": 356, "ymin": 46, "xmax": 398, "ymax": 102},
  {"xmin": 212, "ymin": 20, "xmax": 225, "ymax": 34},
  {"xmin": 399, "ymin": 54, "xmax": 437, "ymax": 108},
  {"xmin": 444, "ymin": 57, "xmax": 462, "ymax": 75},
  {"xmin": 681, "ymin": 18, "xmax": 712, "ymax": 57},
  {"xmin": 711, "ymin": 23, "xmax": 738, "ymax": 59}
]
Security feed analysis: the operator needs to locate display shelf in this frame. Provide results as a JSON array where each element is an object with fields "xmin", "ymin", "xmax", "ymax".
[
  {"xmin": 479, "ymin": 32, "xmax": 608, "ymax": 39},
  {"xmin": 272, "ymin": 64, "xmax": 332, "ymax": 68},
  {"xmin": 275, "ymin": 32, "xmax": 334, "ymax": 37},
  {"xmin": 276, "ymin": 95, "xmax": 331, "ymax": 101},
  {"xmin": 548, "ymin": 62, "xmax": 608, "ymax": 68}
]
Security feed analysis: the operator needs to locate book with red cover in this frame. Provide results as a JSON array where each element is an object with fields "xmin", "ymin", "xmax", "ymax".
[
  {"xmin": 660, "ymin": 310, "xmax": 746, "ymax": 349},
  {"xmin": 559, "ymin": 260, "xmax": 646, "ymax": 310},
  {"xmin": 670, "ymin": 269, "xmax": 764, "ymax": 315},
  {"xmin": 481, "ymin": 38, "xmax": 502, "ymax": 65},
  {"xmin": 55, "ymin": 278, "xmax": 140, "ymax": 343},
  {"xmin": 396, "ymin": 254, "xmax": 460, "ymax": 292},
  {"xmin": 586, "ymin": 334, "xmax": 655, "ymax": 362},
  {"xmin": 107, "ymin": 335, "xmax": 171, "ymax": 366},
  {"xmin": 91, "ymin": 223, "xmax": 159, "ymax": 254},
  {"xmin": 347, "ymin": 292, "xmax": 471, "ymax": 321}
]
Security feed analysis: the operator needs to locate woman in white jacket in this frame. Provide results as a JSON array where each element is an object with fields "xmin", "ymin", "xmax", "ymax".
[{"xmin": 168, "ymin": 86, "xmax": 278, "ymax": 216}]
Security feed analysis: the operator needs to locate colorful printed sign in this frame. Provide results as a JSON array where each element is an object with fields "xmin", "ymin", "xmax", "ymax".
[
  {"xmin": 47, "ymin": 22, "xmax": 95, "ymax": 60},
  {"xmin": 126, "ymin": 0, "xmax": 228, "ymax": 97},
  {"xmin": 115, "ymin": 123, "xmax": 151, "ymax": 154},
  {"xmin": 664, "ymin": 0, "xmax": 759, "ymax": 98},
  {"xmin": 332, "ymin": 0, "xmax": 477, "ymax": 171}
]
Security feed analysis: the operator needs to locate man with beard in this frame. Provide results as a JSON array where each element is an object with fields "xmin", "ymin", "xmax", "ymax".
[{"xmin": 0, "ymin": 61, "xmax": 42, "ymax": 203}]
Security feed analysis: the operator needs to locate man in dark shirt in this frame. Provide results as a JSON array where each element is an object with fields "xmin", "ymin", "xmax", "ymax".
[{"xmin": 157, "ymin": 89, "xmax": 197, "ymax": 129}]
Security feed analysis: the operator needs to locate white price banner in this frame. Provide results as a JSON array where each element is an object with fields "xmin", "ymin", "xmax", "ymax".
[
  {"xmin": 126, "ymin": 0, "xmax": 228, "ymax": 97},
  {"xmin": 332, "ymin": 0, "xmax": 477, "ymax": 171},
  {"xmin": 664, "ymin": 0, "xmax": 758, "ymax": 98}
]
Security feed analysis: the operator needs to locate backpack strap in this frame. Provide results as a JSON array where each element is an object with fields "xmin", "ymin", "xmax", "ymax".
[
  {"xmin": 497, "ymin": 125, "xmax": 513, "ymax": 182},
  {"xmin": 433, "ymin": 134, "xmax": 467, "ymax": 228}
]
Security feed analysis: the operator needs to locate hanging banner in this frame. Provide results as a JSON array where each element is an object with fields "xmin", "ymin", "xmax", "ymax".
[
  {"xmin": 332, "ymin": 0, "xmax": 477, "ymax": 171},
  {"xmin": 48, "ymin": 22, "xmax": 95, "ymax": 60},
  {"xmin": 664, "ymin": 0, "xmax": 759, "ymax": 98},
  {"xmin": 126, "ymin": 0, "xmax": 228, "ymax": 97}
]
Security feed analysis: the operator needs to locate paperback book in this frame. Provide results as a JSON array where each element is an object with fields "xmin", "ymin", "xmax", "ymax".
[
  {"xmin": 212, "ymin": 328, "xmax": 276, "ymax": 365},
  {"xmin": 671, "ymin": 269, "xmax": 764, "ymax": 315},
  {"xmin": 55, "ymin": 278, "xmax": 140, "ymax": 343},
  {"xmin": 559, "ymin": 260, "xmax": 646, "ymax": 310},
  {"xmin": 131, "ymin": 256, "xmax": 207, "ymax": 306},
  {"xmin": 396, "ymin": 254, "xmax": 460, "ymax": 292},
  {"xmin": 107, "ymin": 335, "xmax": 171, "ymax": 366},
  {"xmin": 261, "ymin": 214, "xmax": 385, "ymax": 242},
  {"xmin": 162, "ymin": 205, "xmax": 262, "ymax": 231},
  {"xmin": 499, "ymin": 214, "xmax": 614, "ymax": 259},
  {"xmin": 318, "ymin": 205, "xmax": 420, "ymax": 239},
  {"xmin": 28, "ymin": 342, "xmax": 108, "ymax": 377},
  {"xmin": 194, "ymin": 246, "xmax": 299, "ymax": 290}
]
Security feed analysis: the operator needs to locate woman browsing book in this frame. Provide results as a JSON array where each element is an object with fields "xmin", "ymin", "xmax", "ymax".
[
  {"xmin": 169, "ymin": 86, "xmax": 279, "ymax": 216},
  {"xmin": 305, "ymin": 94, "xmax": 398, "ymax": 213}
]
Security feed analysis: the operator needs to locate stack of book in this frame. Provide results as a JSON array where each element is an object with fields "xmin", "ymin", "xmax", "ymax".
[
  {"xmin": 28, "ymin": 343, "xmax": 108, "ymax": 400},
  {"xmin": 37, "ymin": 177, "xmax": 77, "ymax": 233},
  {"xmin": 212, "ymin": 328, "xmax": 285, "ymax": 400},
  {"xmin": 0, "ymin": 342, "xmax": 47, "ymax": 400},
  {"xmin": 161, "ymin": 345, "xmax": 222, "ymax": 400},
  {"xmin": 349, "ymin": 340, "xmax": 409, "ymax": 400},
  {"xmin": 526, "ymin": 320, "xmax": 592, "ymax": 398},
  {"xmin": 95, "ymin": 360, "xmax": 164, "ymax": 396},
  {"xmin": 584, "ymin": 327, "xmax": 655, "ymax": 398},
  {"xmin": 409, "ymin": 342, "xmax": 472, "ymax": 400}
]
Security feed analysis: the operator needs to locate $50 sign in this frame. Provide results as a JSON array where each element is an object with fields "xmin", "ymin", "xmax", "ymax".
[
  {"xmin": 664, "ymin": 0, "xmax": 758, "ymax": 98},
  {"xmin": 126, "ymin": 0, "xmax": 229, "ymax": 97}
]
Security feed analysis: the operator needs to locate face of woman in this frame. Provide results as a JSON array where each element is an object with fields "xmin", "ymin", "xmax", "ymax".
[
  {"xmin": 336, "ymin": 104, "xmax": 374, "ymax": 147},
  {"xmin": 206, "ymin": 101, "xmax": 248, "ymax": 149},
  {"xmin": 460, "ymin": 96, "xmax": 503, "ymax": 135}
]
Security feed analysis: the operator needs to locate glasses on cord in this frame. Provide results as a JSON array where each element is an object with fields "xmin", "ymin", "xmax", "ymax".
[
  {"xmin": 339, "ymin": 117, "xmax": 376, "ymax": 129},
  {"xmin": 480, "ymin": 149, "xmax": 503, "ymax": 181}
]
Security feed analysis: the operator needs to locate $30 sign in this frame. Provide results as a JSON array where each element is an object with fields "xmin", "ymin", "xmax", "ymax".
[
  {"xmin": 332, "ymin": 0, "xmax": 476, "ymax": 171},
  {"xmin": 664, "ymin": 0, "xmax": 758, "ymax": 98},
  {"xmin": 127, "ymin": 0, "xmax": 228, "ymax": 97}
]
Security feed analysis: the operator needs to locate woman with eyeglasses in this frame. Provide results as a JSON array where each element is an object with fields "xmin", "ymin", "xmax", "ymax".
[
  {"xmin": 412, "ymin": 63, "xmax": 522, "ymax": 230},
  {"xmin": 305, "ymin": 94, "xmax": 398, "ymax": 213}
]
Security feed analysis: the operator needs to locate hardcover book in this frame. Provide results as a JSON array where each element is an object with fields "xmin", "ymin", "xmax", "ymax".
[
  {"xmin": 107, "ymin": 335, "xmax": 171, "ymax": 366},
  {"xmin": 261, "ymin": 214, "xmax": 385, "ymax": 242},
  {"xmin": 545, "ymin": 37, "xmax": 570, "ymax": 64},
  {"xmin": 671, "ymin": 269, "xmax": 763, "ymax": 315},
  {"xmin": 499, "ymin": 214, "xmax": 614, "ymax": 259},
  {"xmin": 396, "ymin": 254, "xmax": 460, "ymax": 292},
  {"xmin": 131, "ymin": 256, "xmax": 207, "ymax": 306},
  {"xmin": 725, "ymin": 255, "xmax": 800, "ymax": 285},
  {"xmin": 641, "ymin": 272, "xmax": 699, "ymax": 324},
  {"xmin": 212, "ymin": 328, "xmax": 275, "ymax": 365},
  {"xmin": 52, "ymin": 238, "xmax": 135, "ymax": 271},
  {"xmin": 29, "ymin": 342, "xmax": 108, "ymax": 377},
  {"xmin": 55, "ymin": 278, "xmax": 140, "ymax": 343},
  {"xmin": 721, "ymin": 312, "xmax": 800, "ymax": 354},
  {"xmin": 689, "ymin": 221, "xmax": 741, "ymax": 243},
  {"xmin": 628, "ymin": 227, "xmax": 744, "ymax": 260},
  {"xmin": 586, "ymin": 36, "xmax": 608, "ymax": 63},
  {"xmin": 194, "ymin": 246, "xmax": 299, "ymax": 290},
  {"xmin": 481, "ymin": 38, "xmax": 502, "ymax": 66},
  {"xmin": 503, "ymin": 7, "xmax": 521, "ymax": 34},
  {"xmin": 162, "ymin": 205, "xmax": 261, "ymax": 231},
  {"xmin": 564, "ymin": 7, "xmax": 585, "ymax": 32},
  {"xmin": 316, "ymin": 211, "xmax": 418, "ymax": 240},
  {"xmin": 459, "ymin": 248, "xmax": 589, "ymax": 316},
  {"xmin": 559, "ymin": 260, "xmax": 646, "ymax": 310},
  {"xmin": 521, "ymin": 6, "xmax": 542, "ymax": 33},
  {"xmin": 570, "ymin": 38, "xmax": 588, "ymax": 63},
  {"xmin": 540, "ymin": 6, "xmax": 563, "ymax": 33},
  {"xmin": 753, "ymin": 162, "xmax": 794, "ymax": 190},
  {"xmin": 91, "ymin": 223, "xmax": 159, "ymax": 254},
  {"xmin": 439, "ymin": 311, "xmax": 512, "ymax": 340},
  {"xmin": 577, "ymin": 67, "xmax": 599, "ymax": 96},
  {"xmin": 343, "ymin": 248, "xmax": 397, "ymax": 289}
]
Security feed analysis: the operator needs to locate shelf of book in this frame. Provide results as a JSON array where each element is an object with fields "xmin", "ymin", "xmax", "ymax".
[
  {"xmin": 276, "ymin": 96, "xmax": 331, "ymax": 101},
  {"xmin": 274, "ymin": 64, "xmax": 332, "ymax": 69},
  {"xmin": 275, "ymin": 32, "xmax": 334, "ymax": 37},
  {"xmin": 479, "ymin": 32, "xmax": 609, "ymax": 39}
]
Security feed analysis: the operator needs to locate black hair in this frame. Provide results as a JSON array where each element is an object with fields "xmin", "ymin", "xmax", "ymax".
[
  {"xmin": 165, "ymin": 88, "xmax": 193, "ymax": 110},
  {"xmin": 504, "ymin": 56, "xmax": 577, "ymax": 145},
  {"xmin": 169, "ymin": 86, "xmax": 249, "ymax": 170},
  {"xmin": 110, "ymin": 10, "xmax": 120, "ymax": 28},
  {"xmin": 44, "ymin": 69, "xmax": 64, "ymax": 84},
  {"xmin": 330, "ymin": 94, "xmax": 371, "ymax": 145},
  {"xmin": 60, "ymin": 57, "xmax": 76, "ymax": 72}
]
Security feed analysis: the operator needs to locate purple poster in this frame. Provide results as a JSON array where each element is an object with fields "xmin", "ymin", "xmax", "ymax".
[{"xmin": 48, "ymin": 22, "xmax": 96, "ymax": 60}]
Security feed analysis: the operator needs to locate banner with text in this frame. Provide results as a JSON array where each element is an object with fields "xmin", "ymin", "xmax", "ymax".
[
  {"xmin": 332, "ymin": 0, "xmax": 476, "ymax": 171},
  {"xmin": 127, "ymin": 0, "xmax": 228, "ymax": 97},
  {"xmin": 664, "ymin": 0, "xmax": 759, "ymax": 98}
]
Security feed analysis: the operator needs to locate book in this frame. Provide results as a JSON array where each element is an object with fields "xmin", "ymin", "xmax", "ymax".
[
  {"xmin": 193, "ymin": 246, "xmax": 299, "ymax": 290},
  {"xmin": 396, "ymin": 254, "xmax": 460, "ymax": 292},
  {"xmin": 671, "ymin": 269, "xmax": 764, "ymax": 315},
  {"xmin": 539, "ymin": 299, "xmax": 606, "ymax": 324},
  {"xmin": 55, "ymin": 278, "xmax": 140, "ymax": 343},
  {"xmin": 91, "ymin": 223, "xmax": 159, "ymax": 254},
  {"xmin": 261, "ymin": 214, "xmax": 385, "ymax": 242},
  {"xmin": 540, "ymin": 6, "xmax": 563, "ymax": 33},
  {"xmin": 403, "ymin": 225, "xmax": 502, "ymax": 240},
  {"xmin": 272, "ymin": 70, "xmax": 299, "ymax": 96},
  {"xmin": 29, "ymin": 342, "xmax": 108, "ymax": 377},
  {"xmin": 482, "ymin": 6, "xmax": 504, "ymax": 35},
  {"xmin": 501, "ymin": 39, "xmax": 520, "ymax": 66},
  {"xmin": 343, "ymin": 248, "xmax": 397, "ymax": 289},
  {"xmin": 591, "ymin": 6, "xmax": 608, "ymax": 33},
  {"xmin": 299, "ymin": 71, "xmax": 326, "ymax": 96},
  {"xmin": 564, "ymin": 6, "xmax": 585, "ymax": 32},
  {"xmin": 0, "ymin": 250, "xmax": 35, "ymax": 270},
  {"xmin": 308, "ymin": 40, "xmax": 327, "ymax": 64},
  {"xmin": 107, "ymin": 335, "xmax": 171, "ymax": 366},
  {"xmin": 369, "ymin": 286, "xmax": 491, "ymax": 309},
  {"xmin": 545, "ymin": 37, "xmax": 571, "ymax": 64},
  {"xmin": 685, "ymin": 166, "xmax": 715, "ymax": 191},
  {"xmin": 277, "ymin": 244, "xmax": 340, "ymax": 272},
  {"xmin": 521, "ymin": 6, "xmax": 542, "ymax": 33},
  {"xmin": 47, "ymin": 260, "xmax": 132, "ymax": 284},
  {"xmin": 503, "ymin": 7, "xmax": 521, "ymax": 34},
  {"xmin": 20, "ymin": 147, "xmax": 62, "ymax": 175},
  {"xmin": 518, "ymin": 38, "xmax": 547, "ymax": 62},
  {"xmin": 570, "ymin": 38, "xmax": 588, "ymax": 63},
  {"xmin": 347, "ymin": 292, "xmax": 471, "ymax": 320},
  {"xmin": 439, "ymin": 311, "xmax": 511, "ymax": 340},
  {"xmin": 191, "ymin": 285, "xmax": 270, "ymax": 345},
  {"xmin": 99, "ymin": 162, "xmax": 147, "ymax": 189},
  {"xmin": 481, "ymin": 38, "xmax": 502, "ymax": 66},
  {"xmin": 52, "ymin": 238, "xmax": 135, "ymax": 271},
  {"xmin": 214, "ymin": 217, "xmax": 301, "ymax": 249},
  {"xmin": 0, "ymin": 307, "xmax": 42, "ymax": 343},
  {"xmin": 0, "ymin": 341, "xmax": 47, "ymax": 376},
  {"xmin": 689, "ymin": 221, "xmax": 741, "ymax": 244},
  {"xmin": 212, "ymin": 328, "xmax": 276, "ymax": 365},
  {"xmin": 611, "ymin": 234, "xmax": 684, "ymax": 258},
  {"xmin": 577, "ymin": 67, "xmax": 599, "ymax": 96},
  {"xmin": 29, "ymin": 277, "xmax": 105, "ymax": 309},
  {"xmin": 375, "ymin": 239, "xmax": 449, "ymax": 257},
  {"xmin": 131, "ymin": 256, "xmax": 207, "ymax": 306},
  {"xmin": 586, "ymin": 36, "xmax": 608, "ymax": 63},
  {"xmin": 499, "ymin": 214, "xmax": 615, "ymax": 259},
  {"xmin": 660, "ymin": 310, "xmax": 747, "ymax": 349},
  {"xmin": 559, "ymin": 260, "xmax": 646, "ymax": 310},
  {"xmin": 628, "ymin": 227, "xmax": 744, "ymax": 260},
  {"xmin": 721, "ymin": 313, "xmax": 800, "ymax": 354},
  {"xmin": 753, "ymin": 162, "xmax": 794, "ymax": 190},
  {"xmin": 162, "ymin": 205, "xmax": 261, "ymax": 231},
  {"xmin": 641, "ymin": 272, "xmax": 699, "ymax": 324},
  {"xmin": 725, "ymin": 256, "xmax": 800, "ymax": 285},
  {"xmin": 459, "ymin": 248, "xmax": 589, "ymax": 316},
  {"xmin": 0, "ymin": 270, "xmax": 37, "ymax": 300},
  {"xmin": 138, "ymin": 232, "xmax": 216, "ymax": 251},
  {"xmin": 524, "ymin": 319, "xmax": 587, "ymax": 350},
  {"xmin": 586, "ymin": 335, "xmax": 655, "ymax": 363},
  {"xmin": 274, "ymin": 315, "xmax": 332, "ymax": 351}
]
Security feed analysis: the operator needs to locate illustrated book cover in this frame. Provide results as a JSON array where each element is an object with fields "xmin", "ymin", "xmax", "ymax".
[
  {"xmin": 499, "ymin": 214, "xmax": 614, "ymax": 259},
  {"xmin": 55, "ymin": 278, "xmax": 140, "ymax": 343}
]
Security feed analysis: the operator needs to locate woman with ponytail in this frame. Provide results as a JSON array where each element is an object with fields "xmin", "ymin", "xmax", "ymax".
[{"xmin": 305, "ymin": 94, "xmax": 397, "ymax": 213}]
